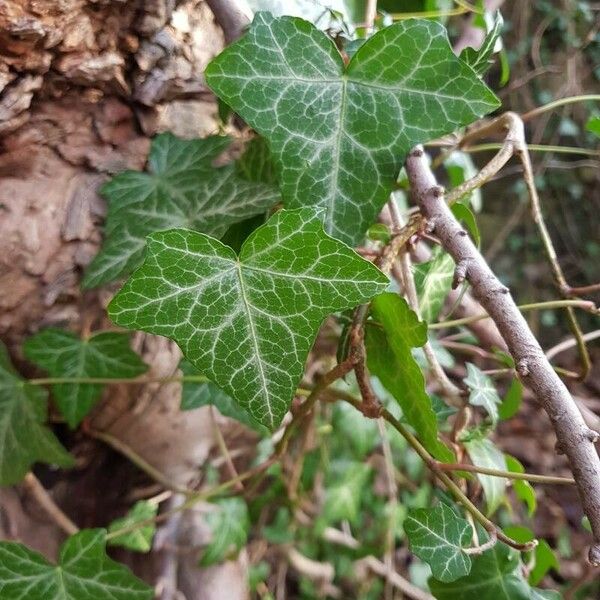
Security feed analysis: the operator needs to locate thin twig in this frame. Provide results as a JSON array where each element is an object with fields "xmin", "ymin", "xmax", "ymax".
[
  {"xmin": 23, "ymin": 473, "xmax": 79, "ymax": 536},
  {"xmin": 436, "ymin": 462, "xmax": 575, "ymax": 485},
  {"xmin": 521, "ymin": 94, "xmax": 600, "ymax": 121},
  {"xmin": 209, "ymin": 406, "xmax": 243, "ymax": 492},
  {"xmin": 545, "ymin": 330, "xmax": 600, "ymax": 361}
]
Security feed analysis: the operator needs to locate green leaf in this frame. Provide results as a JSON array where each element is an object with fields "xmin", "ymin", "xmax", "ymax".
[
  {"xmin": 323, "ymin": 462, "xmax": 371, "ymax": 525},
  {"xmin": 429, "ymin": 541, "xmax": 532, "ymax": 600},
  {"xmin": 463, "ymin": 436, "xmax": 507, "ymax": 515},
  {"xmin": 505, "ymin": 455, "xmax": 536, "ymax": 516},
  {"xmin": 586, "ymin": 116, "xmax": 600, "ymax": 138},
  {"xmin": 498, "ymin": 378, "xmax": 523, "ymax": 420},
  {"xmin": 200, "ymin": 498, "xmax": 249, "ymax": 566},
  {"xmin": 446, "ymin": 151, "xmax": 482, "ymax": 211},
  {"xmin": 205, "ymin": 13, "xmax": 499, "ymax": 245},
  {"xmin": 24, "ymin": 329, "xmax": 148, "ymax": 428},
  {"xmin": 109, "ymin": 208, "xmax": 388, "ymax": 430},
  {"xmin": 464, "ymin": 363, "xmax": 501, "ymax": 423},
  {"xmin": 460, "ymin": 11, "xmax": 504, "ymax": 76},
  {"xmin": 366, "ymin": 293, "xmax": 454, "ymax": 462},
  {"xmin": 108, "ymin": 501, "xmax": 158, "ymax": 553},
  {"xmin": 451, "ymin": 202, "xmax": 481, "ymax": 247},
  {"xmin": 179, "ymin": 359, "xmax": 268, "ymax": 434},
  {"xmin": 0, "ymin": 529, "xmax": 152, "ymax": 599},
  {"xmin": 82, "ymin": 133, "xmax": 279, "ymax": 288},
  {"xmin": 414, "ymin": 249, "xmax": 455, "ymax": 323},
  {"xmin": 235, "ymin": 136, "xmax": 278, "ymax": 184},
  {"xmin": 405, "ymin": 504, "xmax": 472, "ymax": 582},
  {"xmin": 0, "ymin": 341, "xmax": 73, "ymax": 486}
]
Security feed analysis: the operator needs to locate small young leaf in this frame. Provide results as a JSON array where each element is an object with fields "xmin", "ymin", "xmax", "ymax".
[
  {"xmin": 405, "ymin": 504, "xmax": 472, "ymax": 582},
  {"xmin": 109, "ymin": 208, "xmax": 388, "ymax": 430},
  {"xmin": 366, "ymin": 293, "xmax": 454, "ymax": 462},
  {"xmin": 108, "ymin": 501, "xmax": 158, "ymax": 553},
  {"xmin": 429, "ymin": 541, "xmax": 532, "ymax": 599},
  {"xmin": 505, "ymin": 455, "xmax": 536, "ymax": 516},
  {"xmin": 586, "ymin": 116, "xmax": 600, "ymax": 138},
  {"xmin": 206, "ymin": 13, "xmax": 499, "ymax": 245},
  {"xmin": 83, "ymin": 133, "xmax": 279, "ymax": 288},
  {"xmin": 0, "ymin": 341, "xmax": 73, "ymax": 486},
  {"xmin": 24, "ymin": 329, "xmax": 148, "ymax": 428},
  {"xmin": 323, "ymin": 462, "xmax": 371, "ymax": 525},
  {"xmin": 179, "ymin": 359, "xmax": 268, "ymax": 434},
  {"xmin": 0, "ymin": 529, "xmax": 152, "ymax": 599},
  {"xmin": 498, "ymin": 378, "xmax": 523, "ymax": 420},
  {"xmin": 460, "ymin": 11, "xmax": 504, "ymax": 77},
  {"xmin": 451, "ymin": 202, "xmax": 481, "ymax": 247},
  {"xmin": 414, "ymin": 249, "xmax": 455, "ymax": 323},
  {"xmin": 464, "ymin": 363, "xmax": 501, "ymax": 423},
  {"xmin": 464, "ymin": 436, "xmax": 507, "ymax": 515},
  {"xmin": 200, "ymin": 498, "xmax": 249, "ymax": 566},
  {"xmin": 445, "ymin": 151, "xmax": 482, "ymax": 210}
]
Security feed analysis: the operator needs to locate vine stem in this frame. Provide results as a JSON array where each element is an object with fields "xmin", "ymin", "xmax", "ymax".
[
  {"xmin": 463, "ymin": 143, "xmax": 600, "ymax": 157},
  {"xmin": 436, "ymin": 462, "xmax": 575, "ymax": 485},
  {"xmin": 428, "ymin": 299, "xmax": 597, "ymax": 329},
  {"xmin": 521, "ymin": 94, "xmax": 600, "ymax": 121}
]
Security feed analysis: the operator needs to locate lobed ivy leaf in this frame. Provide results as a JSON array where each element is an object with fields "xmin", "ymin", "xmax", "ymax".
[
  {"xmin": 82, "ymin": 133, "xmax": 280, "ymax": 288},
  {"xmin": 463, "ymin": 436, "xmax": 507, "ymax": 515},
  {"xmin": 179, "ymin": 359, "xmax": 268, "ymax": 434},
  {"xmin": 366, "ymin": 293, "xmax": 454, "ymax": 462},
  {"xmin": 0, "ymin": 341, "xmax": 73, "ymax": 486},
  {"xmin": 108, "ymin": 501, "xmax": 158, "ymax": 553},
  {"xmin": 24, "ymin": 329, "xmax": 148, "ymax": 429},
  {"xmin": 414, "ymin": 249, "xmax": 455, "ymax": 323},
  {"xmin": 0, "ymin": 529, "xmax": 152, "ymax": 600},
  {"xmin": 460, "ymin": 11, "xmax": 504, "ymax": 77},
  {"xmin": 405, "ymin": 504, "xmax": 472, "ymax": 582},
  {"xmin": 429, "ymin": 541, "xmax": 535, "ymax": 600},
  {"xmin": 464, "ymin": 363, "xmax": 501, "ymax": 423},
  {"xmin": 200, "ymin": 498, "xmax": 249, "ymax": 566},
  {"xmin": 323, "ymin": 462, "xmax": 371, "ymax": 525},
  {"xmin": 205, "ymin": 13, "xmax": 499, "ymax": 245},
  {"xmin": 109, "ymin": 208, "xmax": 388, "ymax": 430}
]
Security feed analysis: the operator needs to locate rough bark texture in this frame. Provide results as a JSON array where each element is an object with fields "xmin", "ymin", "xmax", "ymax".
[{"xmin": 406, "ymin": 146, "xmax": 600, "ymax": 566}]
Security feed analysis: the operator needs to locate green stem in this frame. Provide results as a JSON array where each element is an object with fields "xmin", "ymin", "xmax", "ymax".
[
  {"xmin": 522, "ymin": 94, "xmax": 600, "ymax": 121},
  {"xmin": 436, "ymin": 462, "xmax": 574, "ymax": 485},
  {"xmin": 429, "ymin": 299, "xmax": 596, "ymax": 330},
  {"xmin": 27, "ymin": 375, "xmax": 208, "ymax": 386},
  {"xmin": 464, "ymin": 143, "xmax": 600, "ymax": 157}
]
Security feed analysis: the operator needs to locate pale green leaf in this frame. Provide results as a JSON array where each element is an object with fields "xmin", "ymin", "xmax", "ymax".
[
  {"xmin": 83, "ymin": 133, "xmax": 279, "ymax": 288},
  {"xmin": 366, "ymin": 293, "xmax": 454, "ymax": 462},
  {"xmin": 24, "ymin": 329, "xmax": 148, "ymax": 428},
  {"xmin": 179, "ymin": 359, "xmax": 268, "ymax": 434},
  {"xmin": 0, "ymin": 341, "xmax": 73, "ymax": 486},
  {"xmin": 405, "ymin": 504, "xmax": 472, "ymax": 582},
  {"xmin": 460, "ymin": 11, "xmax": 504, "ymax": 77},
  {"xmin": 108, "ymin": 501, "xmax": 158, "ymax": 553},
  {"xmin": 414, "ymin": 249, "xmax": 455, "ymax": 323},
  {"xmin": 323, "ymin": 462, "xmax": 371, "ymax": 525},
  {"xmin": 464, "ymin": 437, "xmax": 507, "ymax": 515},
  {"xmin": 109, "ymin": 208, "xmax": 388, "ymax": 429},
  {"xmin": 0, "ymin": 529, "xmax": 152, "ymax": 600},
  {"xmin": 429, "ymin": 541, "xmax": 532, "ymax": 600},
  {"xmin": 446, "ymin": 151, "xmax": 482, "ymax": 210},
  {"xmin": 200, "ymin": 498, "xmax": 249, "ymax": 566},
  {"xmin": 464, "ymin": 363, "xmax": 501, "ymax": 423},
  {"xmin": 505, "ymin": 454, "xmax": 536, "ymax": 516},
  {"xmin": 205, "ymin": 13, "xmax": 499, "ymax": 245}
]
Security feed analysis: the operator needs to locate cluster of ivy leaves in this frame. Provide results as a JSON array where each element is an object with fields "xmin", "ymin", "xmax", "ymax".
[{"xmin": 0, "ymin": 6, "xmax": 569, "ymax": 600}]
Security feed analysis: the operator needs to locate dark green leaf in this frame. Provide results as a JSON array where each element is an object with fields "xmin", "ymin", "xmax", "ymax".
[
  {"xmin": 83, "ymin": 133, "xmax": 279, "ymax": 288},
  {"xmin": 505, "ymin": 455, "xmax": 536, "ymax": 516},
  {"xmin": 24, "ymin": 329, "xmax": 148, "ymax": 428},
  {"xmin": 498, "ymin": 379, "xmax": 523, "ymax": 420},
  {"xmin": 405, "ymin": 504, "xmax": 472, "ymax": 582},
  {"xmin": 108, "ymin": 501, "xmax": 157, "ymax": 553},
  {"xmin": 366, "ymin": 293, "xmax": 454, "ymax": 462},
  {"xmin": 460, "ymin": 11, "xmax": 504, "ymax": 76},
  {"xmin": 0, "ymin": 529, "xmax": 152, "ymax": 599},
  {"xmin": 206, "ymin": 13, "xmax": 499, "ymax": 244},
  {"xmin": 109, "ymin": 208, "xmax": 388, "ymax": 429},
  {"xmin": 0, "ymin": 341, "xmax": 73, "ymax": 486},
  {"xmin": 235, "ymin": 136, "xmax": 278, "ymax": 184},
  {"xmin": 451, "ymin": 202, "xmax": 481, "ymax": 247}
]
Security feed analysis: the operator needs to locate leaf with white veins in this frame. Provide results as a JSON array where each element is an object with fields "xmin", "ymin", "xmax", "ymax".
[
  {"xmin": 464, "ymin": 362, "xmax": 501, "ymax": 423},
  {"xmin": 205, "ymin": 13, "xmax": 499, "ymax": 245},
  {"xmin": 109, "ymin": 208, "xmax": 388, "ymax": 429}
]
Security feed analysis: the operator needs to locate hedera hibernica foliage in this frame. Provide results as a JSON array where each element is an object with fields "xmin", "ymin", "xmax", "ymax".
[
  {"xmin": 205, "ymin": 12, "xmax": 499, "ymax": 245},
  {"xmin": 82, "ymin": 133, "xmax": 279, "ymax": 288},
  {"xmin": 108, "ymin": 208, "xmax": 388, "ymax": 429}
]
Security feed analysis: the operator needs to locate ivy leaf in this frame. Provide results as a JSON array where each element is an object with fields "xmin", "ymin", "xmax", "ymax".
[
  {"xmin": 429, "ymin": 541, "xmax": 532, "ymax": 600},
  {"xmin": 205, "ymin": 13, "xmax": 499, "ymax": 245},
  {"xmin": 464, "ymin": 363, "xmax": 501, "ymax": 423},
  {"xmin": 179, "ymin": 359, "xmax": 268, "ymax": 434},
  {"xmin": 460, "ymin": 11, "xmax": 504, "ymax": 77},
  {"xmin": 0, "ymin": 341, "xmax": 73, "ymax": 486},
  {"xmin": 235, "ymin": 136, "xmax": 278, "ymax": 184},
  {"xmin": 366, "ymin": 293, "xmax": 454, "ymax": 462},
  {"xmin": 82, "ymin": 133, "xmax": 279, "ymax": 288},
  {"xmin": 505, "ymin": 455, "xmax": 536, "ymax": 516},
  {"xmin": 445, "ymin": 151, "xmax": 482, "ymax": 210},
  {"xmin": 498, "ymin": 378, "xmax": 523, "ymax": 420},
  {"xmin": 451, "ymin": 202, "xmax": 481, "ymax": 247},
  {"xmin": 323, "ymin": 462, "xmax": 371, "ymax": 525},
  {"xmin": 24, "ymin": 329, "xmax": 148, "ymax": 428},
  {"xmin": 463, "ymin": 436, "xmax": 507, "ymax": 515},
  {"xmin": 108, "ymin": 501, "xmax": 158, "ymax": 553},
  {"xmin": 414, "ymin": 249, "xmax": 455, "ymax": 323},
  {"xmin": 586, "ymin": 116, "xmax": 600, "ymax": 138},
  {"xmin": 200, "ymin": 498, "xmax": 249, "ymax": 566},
  {"xmin": 109, "ymin": 208, "xmax": 388, "ymax": 429},
  {"xmin": 405, "ymin": 504, "xmax": 472, "ymax": 582},
  {"xmin": 0, "ymin": 529, "xmax": 152, "ymax": 600}
]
